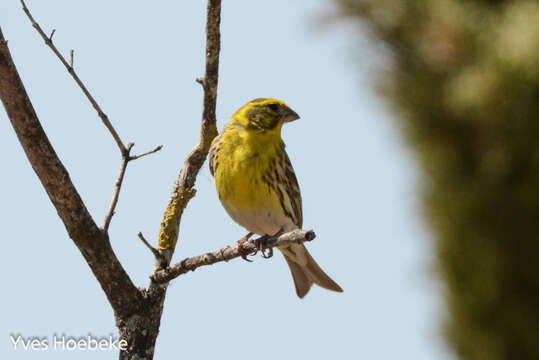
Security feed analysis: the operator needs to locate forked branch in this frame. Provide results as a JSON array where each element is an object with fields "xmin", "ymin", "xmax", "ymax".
[
  {"xmin": 103, "ymin": 143, "xmax": 163, "ymax": 231},
  {"xmin": 20, "ymin": 0, "xmax": 163, "ymax": 231}
]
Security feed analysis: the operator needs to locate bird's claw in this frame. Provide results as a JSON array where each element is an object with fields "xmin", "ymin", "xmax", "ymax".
[
  {"xmin": 251, "ymin": 235, "xmax": 273, "ymax": 259},
  {"xmin": 235, "ymin": 232, "xmax": 274, "ymax": 260},
  {"xmin": 237, "ymin": 235, "xmax": 254, "ymax": 262},
  {"xmin": 261, "ymin": 247, "xmax": 273, "ymax": 259},
  {"xmin": 238, "ymin": 247, "xmax": 253, "ymax": 262}
]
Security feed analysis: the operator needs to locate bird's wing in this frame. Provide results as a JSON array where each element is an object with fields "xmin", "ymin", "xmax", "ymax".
[
  {"xmin": 277, "ymin": 146, "xmax": 303, "ymax": 228},
  {"xmin": 209, "ymin": 135, "xmax": 221, "ymax": 177}
]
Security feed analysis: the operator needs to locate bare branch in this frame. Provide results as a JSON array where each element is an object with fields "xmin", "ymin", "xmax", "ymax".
[
  {"xmin": 138, "ymin": 232, "xmax": 168, "ymax": 271},
  {"xmin": 130, "ymin": 145, "xmax": 163, "ymax": 160},
  {"xmin": 103, "ymin": 143, "xmax": 133, "ymax": 231},
  {"xmin": 0, "ymin": 28, "xmax": 142, "ymax": 318},
  {"xmin": 195, "ymin": 77, "xmax": 205, "ymax": 87},
  {"xmin": 103, "ymin": 143, "xmax": 163, "ymax": 231},
  {"xmin": 138, "ymin": 232, "xmax": 161, "ymax": 258},
  {"xmin": 151, "ymin": 230, "xmax": 316, "ymax": 283},
  {"xmin": 20, "ymin": 0, "xmax": 126, "ymax": 153},
  {"xmin": 21, "ymin": 1, "xmax": 165, "ymax": 233}
]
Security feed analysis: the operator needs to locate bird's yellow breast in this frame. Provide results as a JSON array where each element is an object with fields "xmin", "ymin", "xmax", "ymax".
[{"xmin": 213, "ymin": 126, "xmax": 282, "ymax": 211}]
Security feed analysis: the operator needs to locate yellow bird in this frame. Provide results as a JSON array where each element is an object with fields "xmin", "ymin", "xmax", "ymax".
[{"xmin": 209, "ymin": 98, "xmax": 343, "ymax": 298}]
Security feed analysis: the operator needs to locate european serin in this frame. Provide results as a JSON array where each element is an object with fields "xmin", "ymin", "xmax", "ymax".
[{"xmin": 209, "ymin": 98, "xmax": 343, "ymax": 298}]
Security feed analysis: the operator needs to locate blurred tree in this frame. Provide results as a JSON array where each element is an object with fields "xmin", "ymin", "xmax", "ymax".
[{"xmin": 334, "ymin": 0, "xmax": 539, "ymax": 359}]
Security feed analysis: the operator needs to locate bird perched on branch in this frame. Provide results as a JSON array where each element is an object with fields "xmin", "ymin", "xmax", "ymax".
[{"xmin": 209, "ymin": 98, "xmax": 342, "ymax": 298}]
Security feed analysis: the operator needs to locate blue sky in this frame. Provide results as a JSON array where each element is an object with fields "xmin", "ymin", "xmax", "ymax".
[{"xmin": 1, "ymin": 1, "xmax": 454, "ymax": 359}]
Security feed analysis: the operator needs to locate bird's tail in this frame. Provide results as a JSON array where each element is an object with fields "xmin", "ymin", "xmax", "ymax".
[{"xmin": 280, "ymin": 243, "xmax": 343, "ymax": 298}]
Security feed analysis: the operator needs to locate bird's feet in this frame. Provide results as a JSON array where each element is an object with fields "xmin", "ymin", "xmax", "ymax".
[
  {"xmin": 236, "ymin": 232, "xmax": 254, "ymax": 262},
  {"xmin": 250, "ymin": 228, "xmax": 285, "ymax": 258},
  {"xmin": 252, "ymin": 235, "xmax": 273, "ymax": 259}
]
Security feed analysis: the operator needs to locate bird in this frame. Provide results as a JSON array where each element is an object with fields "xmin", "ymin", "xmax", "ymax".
[{"xmin": 209, "ymin": 98, "xmax": 343, "ymax": 298}]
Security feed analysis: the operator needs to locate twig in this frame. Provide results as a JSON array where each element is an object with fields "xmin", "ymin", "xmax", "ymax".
[
  {"xmin": 195, "ymin": 77, "xmax": 205, "ymax": 87},
  {"xmin": 138, "ymin": 232, "xmax": 168, "ymax": 271},
  {"xmin": 151, "ymin": 230, "xmax": 316, "ymax": 283},
  {"xmin": 69, "ymin": 49, "xmax": 74, "ymax": 68},
  {"xmin": 130, "ymin": 145, "xmax": 163, "ymax": 160},
  {"xmin": 20, "ymin": 0, "xmax": 126, "ymax": 153},
  {"xmin": 103, "ymin": 143, "xmax": 133, "ymax": 231},
  {"xmin": 138, "ymin": 232, "xmax": 161, "ymax": 258},
  {"xmin": 102, "ymin": 143, "xmax": 163, "ymax": 231}
]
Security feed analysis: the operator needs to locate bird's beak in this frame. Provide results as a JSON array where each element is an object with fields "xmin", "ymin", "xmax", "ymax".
[{"xmin": 283, "ymin": 108, "xmax": 300, "ymax": 123}]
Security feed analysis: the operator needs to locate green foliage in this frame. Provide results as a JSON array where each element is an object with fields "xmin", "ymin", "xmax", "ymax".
[{"xmin": 335, "ymin": 0, "xmax": 539, "ymax": 358}]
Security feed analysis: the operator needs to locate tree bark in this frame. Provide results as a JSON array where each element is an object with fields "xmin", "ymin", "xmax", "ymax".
[
  {"xmin": 0, "ymin": 28, "xmax": 143, "ymax": 320},
  {"xmin": 1, "ymin": 0, "xmax": 222, "ymax": 357}
]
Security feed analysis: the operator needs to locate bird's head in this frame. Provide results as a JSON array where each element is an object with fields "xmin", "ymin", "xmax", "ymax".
[{"xmin": 232, "ymin": 98, "xmax": 299, "ymax": 134}]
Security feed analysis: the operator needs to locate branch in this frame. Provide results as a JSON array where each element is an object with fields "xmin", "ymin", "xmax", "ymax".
[
  {"xmin": 103, "ymin": 143, "xmax": 134, "ymax": 231},
  {"xmin": 102, "ymin": 143, "xmax": 163, "ymax": 231},
  {"xmin": 20, "ymin": 1, "xmax": 164, "ymax": 231},
  {"xmin": 20, "ymin": 0, "xmax": 126, "ymax": 153},
  {"xmin": 130, "ymin": 145, "xmax": 163, "ymax": 160},
  {"xmin": 138, "ymin": 232, "xmax": 161, "ymax": 259},
  {"xmin": 155, "ymin": 0, "xmax": 221, "ymax": 262},
  {"xmin": 138, "ymin": 232, "xmax": 168, "ymax": 271},
  {"xmin": 0, "ymin": 28, "xmax": 142, "ymax": 318},
  {"xmin": 151, "ymin": 230, "xmax": 316, "ymax": 283}
]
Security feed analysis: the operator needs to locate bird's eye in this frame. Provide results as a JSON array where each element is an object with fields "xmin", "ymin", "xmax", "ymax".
[{"xmin": 268, "ymin": 103, "xmax": 279, "ymax": 111}]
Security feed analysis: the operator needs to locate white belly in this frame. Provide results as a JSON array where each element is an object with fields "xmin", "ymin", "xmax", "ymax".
[{"xmin": 223, "ymin": 201, "xmax": 297, "ymax": 236}]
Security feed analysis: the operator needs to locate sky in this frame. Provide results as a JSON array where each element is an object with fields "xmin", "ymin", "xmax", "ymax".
[{"xmin": 1, "ymin": 1, "xmax": 455, "ymax": 359}]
